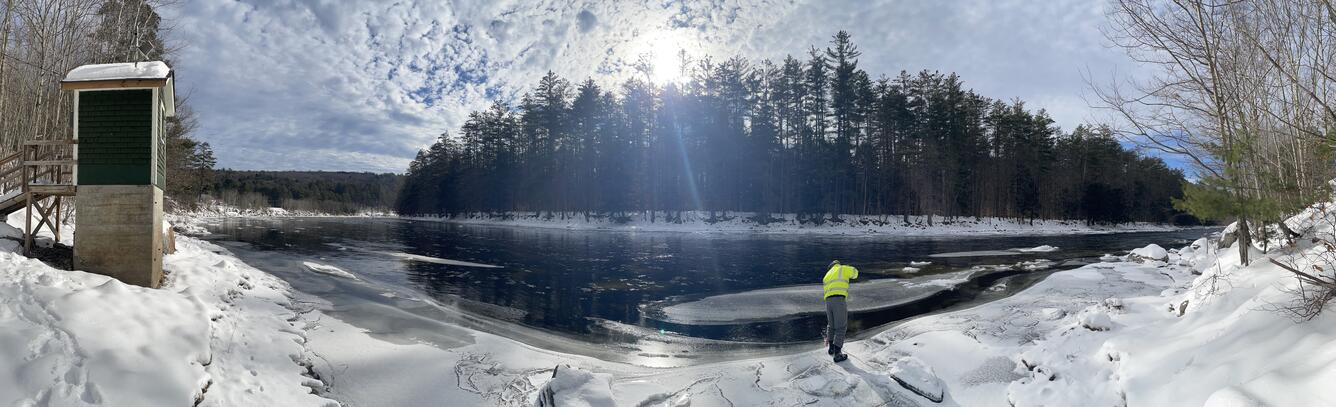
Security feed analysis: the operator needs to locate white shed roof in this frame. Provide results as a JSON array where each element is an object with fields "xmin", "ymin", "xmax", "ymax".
[{"xmin": 63, "ymin": 61, "xmax": 171, "ymax": 82}]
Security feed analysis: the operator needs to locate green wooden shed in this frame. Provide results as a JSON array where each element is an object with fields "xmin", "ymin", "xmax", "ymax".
[{"xmin": 61, "ymin": 61, "xmax": 175, "ymax": 288}]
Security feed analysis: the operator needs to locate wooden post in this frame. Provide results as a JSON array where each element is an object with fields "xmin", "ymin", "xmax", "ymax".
[{"xmin": 22, "ymin": 144, "xmax": 30, "ymax": 255}]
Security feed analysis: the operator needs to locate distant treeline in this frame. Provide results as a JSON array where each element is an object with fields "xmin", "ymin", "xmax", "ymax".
[
  {"xmin": 207, "ymin": 170, "xmax": 403, "ymax": 214},
  {"xmin": 399, "ymin": 31, "xmax": 1190, "ymax": 225}
]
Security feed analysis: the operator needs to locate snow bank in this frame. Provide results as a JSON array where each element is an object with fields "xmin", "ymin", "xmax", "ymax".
[
  {"xmin": 1002, "ymin": 206, "xmax": 1336, "ymax": 406},
  {"xmin": 0, "ymin": 256, "xmax": 210, "ymax": 406},
  {"xmin": 0, "ymin": 219, "xmax": 336, "ymax": 406}
]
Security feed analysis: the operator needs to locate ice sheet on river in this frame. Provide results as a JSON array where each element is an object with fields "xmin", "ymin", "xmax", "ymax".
[
  {"xmin": 375, "ymin": 251, "xmax": 503, "ymax": 268},
  {"xmin": 655, "ymin": 270, "xmax": 975, "ymax": 324},
  {"xmin": 326, "ymin": 242, "xmax": 502, "ymax": 268}
]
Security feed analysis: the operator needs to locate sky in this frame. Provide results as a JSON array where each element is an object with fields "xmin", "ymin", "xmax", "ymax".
[{"xmin": 163, "ymin": 0, "xmax": 1151, "ymax": 174}]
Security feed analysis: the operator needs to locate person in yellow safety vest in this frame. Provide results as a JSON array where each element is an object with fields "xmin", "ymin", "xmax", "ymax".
[{"xmin": 822, "ymin": 260, "xmax": 858, "ymax": 363}]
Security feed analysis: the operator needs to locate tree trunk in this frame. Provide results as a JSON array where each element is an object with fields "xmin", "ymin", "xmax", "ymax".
[
  {"xmin": 0, "ymin": 0, "xmax": 12, "ymax": 143},
  {"xmin": 1238, "ymin": 216, "xmax": 1251, "ymax": 266}
]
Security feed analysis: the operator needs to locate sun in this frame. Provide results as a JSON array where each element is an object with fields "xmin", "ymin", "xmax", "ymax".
[{"xmin": 636, "ymin": 31, "xmax": 688, "ymax": 84}]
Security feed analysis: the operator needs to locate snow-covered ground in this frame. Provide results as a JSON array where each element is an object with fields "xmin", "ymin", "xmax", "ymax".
[
  {"xmin": 406, "ymin": 211, "xmax": 1182, "ymax": 236},
  {"xmin": 0, "ymin": 211, "xmax": 337, "ymax": 406},
  {"xmin": 1, "ymin": 201, "xmax": 1331, "ymax": 405}
]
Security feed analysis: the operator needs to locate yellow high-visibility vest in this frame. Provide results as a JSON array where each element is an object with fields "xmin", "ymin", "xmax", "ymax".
[{"xmin": 822, "ymin": 264, "xmax": 859, "ymax": 299}]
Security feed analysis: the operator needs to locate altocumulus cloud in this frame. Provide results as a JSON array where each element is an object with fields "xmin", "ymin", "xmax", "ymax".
[{"xmin": 163, "ymin": 0, "xmax": 1140, "ymax": 173}]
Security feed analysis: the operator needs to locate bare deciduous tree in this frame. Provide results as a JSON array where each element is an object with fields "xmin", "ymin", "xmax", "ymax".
[{"xmin": 1096, "ymin": 0, "xmax": 1336, "ymax": 266}]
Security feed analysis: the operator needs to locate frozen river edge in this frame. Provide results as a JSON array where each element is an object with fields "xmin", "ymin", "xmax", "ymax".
[{"xmin": 3, "ymin": 209, "xmax": 1333, "ymax": 406}]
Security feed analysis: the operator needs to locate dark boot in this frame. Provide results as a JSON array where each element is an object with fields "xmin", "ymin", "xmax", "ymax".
[
  {"xmin": 827, "ymin": 344, "xmax": 838, "ymax": 355},
  {"xmin": 833, "ymin": 353, "xmax": 848, "ymax": 363}
]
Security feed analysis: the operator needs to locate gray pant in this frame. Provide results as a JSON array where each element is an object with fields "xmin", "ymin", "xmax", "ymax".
[{"xmin": 825, "ymin": 296, "xmax": 848, "ymax": 349}]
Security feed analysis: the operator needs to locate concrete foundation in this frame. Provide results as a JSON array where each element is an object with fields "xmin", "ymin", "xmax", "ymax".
[{"xmin": 73, "ymin": 185, "xmax": 164, "ymax": 288}]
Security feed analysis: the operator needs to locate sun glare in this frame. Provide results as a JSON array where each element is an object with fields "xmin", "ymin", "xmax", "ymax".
[{"xmin": 638, "ymin": 31, "xmax": 687, "ymax": 84}]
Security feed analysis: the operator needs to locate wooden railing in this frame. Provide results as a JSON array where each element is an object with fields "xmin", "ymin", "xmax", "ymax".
[{"xmin": 0, "ymin": 138, "xmax": 78, "ymax": 254}]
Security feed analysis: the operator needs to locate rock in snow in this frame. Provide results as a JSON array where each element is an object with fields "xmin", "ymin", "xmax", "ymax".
[
  {"xmin": 533, "ymin": 365, "xmax": 616, "ymax": 407},
  {"xmin": 887, "ymin": 357, "xmax": 946, "ymax": 403},
  {"xmin": 1129, "ymin": 244, "xmax": 1169, "ymax": 262},
  {"xmin": 1079, "ymin": 309, "xmax": 1114, "ymax": 331}
]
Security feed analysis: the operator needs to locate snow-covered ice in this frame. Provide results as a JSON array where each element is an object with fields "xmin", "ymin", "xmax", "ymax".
[
  {"xmin": 303, "ymin": 261, "xmax": 358, "ymax": 279},
  {"xmin": 1015, "ymin": 245, "xmax": 1059, "ymax": 253},
  {"xmin": 654, "ymin": 271, "xmax": 974, "ymax": 324},
  {"xmin": 886, "ymin": 356, "xmax": 946, "ymax": 403},
  {"xmin": 376, "ymin": 250, "xmax": 502, "ymax": 268},
  {"xmin": 533, "ymin": 366, "xmax": 615, "ymax": 407},
  {"xmin": 928, "ymin": 250, "xmax": 1024, "ymax": 258}
]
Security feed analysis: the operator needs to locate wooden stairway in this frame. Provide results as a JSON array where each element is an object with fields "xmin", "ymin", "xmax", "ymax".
[{"xmin": 0, "ymin": 139, "xmax": 77, "ymax": 254}]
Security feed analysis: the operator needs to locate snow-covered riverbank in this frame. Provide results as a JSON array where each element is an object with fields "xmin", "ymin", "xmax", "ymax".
[
  {"xmin": 0, "ymin": 212, "xmax": 337, "ymax": 406},
  {"xmin": 0, "ymin": 204, "xmax": 1329, "ymax": 405},
  {"xmin": 177, "ymin": 200, "xmax": 394, "ymax": 220},
  {"xmin": 408, "ymin": 211, "xmax": 1184, "ymax": 236}
]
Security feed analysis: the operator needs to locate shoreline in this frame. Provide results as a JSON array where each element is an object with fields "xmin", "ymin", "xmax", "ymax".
[{"xmin": 195, "ymin": 209, "xmax": 1195, "ymax": 237}]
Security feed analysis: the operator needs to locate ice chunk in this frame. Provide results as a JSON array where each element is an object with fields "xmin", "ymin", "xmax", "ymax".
[
  {"xmin": 888, "ymin": 357, "xmax": 945, "ymax": 403},
  {"xmin": 1018, "ymin": 259, "xmax": 1054, "ymax": 271},
  {"xmin": 902, "ymin": 267, "xmax": 921, "ymax": 273},
  {"xmin": 910, "ymin": 261, "xmax": 932, "ymax": 267},
  {"xmin": 1016, "ymin": 245, "xmax": 1060, "ymax": 253},
  {"xmin": 302, "ymin": 261, "xmax": 358, "ymax": 280},
  {"xmin": 376, "ymin": 251, "xmax": 502, "ymax": 268},
  {"xmin": 929, "ymin": 250, "xmax": 1023, "ymax": 258}
]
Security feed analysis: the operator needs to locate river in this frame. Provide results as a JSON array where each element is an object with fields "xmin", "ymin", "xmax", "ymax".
[{"xmin": 199, "ymin": 217, "xmax": 1213, "ymax": 365}]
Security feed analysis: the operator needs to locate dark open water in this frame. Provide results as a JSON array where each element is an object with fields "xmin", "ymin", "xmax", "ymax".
[{"xmin": 200, "ymin": 218, "xmax": 1212, "ymax": 348}]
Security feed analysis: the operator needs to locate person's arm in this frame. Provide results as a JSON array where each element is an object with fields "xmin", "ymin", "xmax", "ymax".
[{"xmin": 848, "ymin": 265, "xmax": 859, "ymax": 280}]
